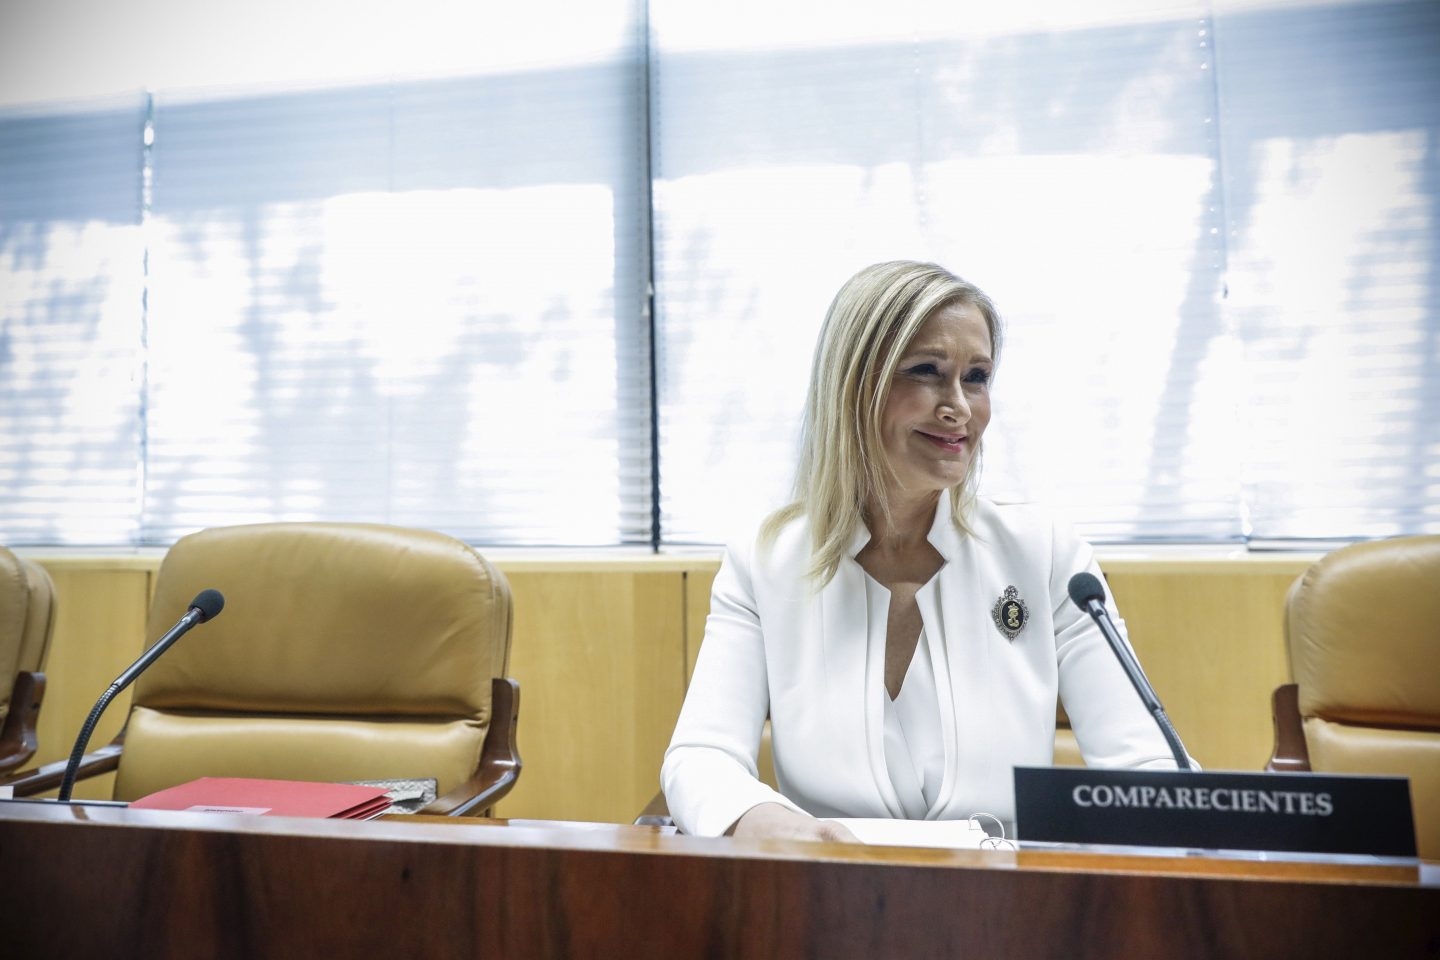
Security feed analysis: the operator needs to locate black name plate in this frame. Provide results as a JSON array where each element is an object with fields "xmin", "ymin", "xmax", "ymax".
[{"xmin": 1014, "ymin": 766, "xmax": 1416, "ymax": 858}]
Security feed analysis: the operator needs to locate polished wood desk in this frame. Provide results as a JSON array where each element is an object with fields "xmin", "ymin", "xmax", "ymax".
[{"xmin": 1, "ymin": 801, "xmax": 1435, "ymax": 958}]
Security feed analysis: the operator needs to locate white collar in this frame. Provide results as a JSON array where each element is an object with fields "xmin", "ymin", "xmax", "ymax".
[{"xmin": 845, "ymin": 490, "xmax": 966, "ymax": 562}]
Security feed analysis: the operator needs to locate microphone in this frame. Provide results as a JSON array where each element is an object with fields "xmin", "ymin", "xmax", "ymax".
[
  {"xmin": 1066, "ymin": 572, "xmax": 1192, "ymax": 771},
  {"xmin": 57, "ymin": 589, "xmax": 225, "ymax": 801}
]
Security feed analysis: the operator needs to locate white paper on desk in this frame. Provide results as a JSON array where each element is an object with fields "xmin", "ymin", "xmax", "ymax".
[{"xmin": 831, "ymin": 817, "xmax": 989, "ymax": 850}]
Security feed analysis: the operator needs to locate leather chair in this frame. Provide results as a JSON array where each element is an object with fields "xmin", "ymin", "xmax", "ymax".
[
  {"xmin": 1267, "ymin": 535, "xmax": 1440, "ymax": 859},
  {"xmin": 5, "ymin": 523, "xmax": 520, "ymax": 815},
  {"xmin": 0, "ymin": 547, "xmax": 57, "ymax": 774}
]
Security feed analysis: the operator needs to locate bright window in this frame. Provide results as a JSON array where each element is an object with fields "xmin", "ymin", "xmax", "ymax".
[{"xmin": 2, "ymin": 0, "xmax": 1436, "ymax": 547}]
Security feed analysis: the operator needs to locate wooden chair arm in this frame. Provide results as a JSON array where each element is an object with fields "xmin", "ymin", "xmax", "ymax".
[
  {"xmin": 1266, "ymin": 682, "xmax": 1312, "ymax": 773},
  {"xmin": 0, "ymin": 670, "xmax": 46, "ymax": 773},
  {"xmin": 634, "ymin": 791, "xmax": 674, "ymax": 828},
  {"xmin": 423, "ymin": 677, "xmax": 522, "ymax": 817},
  {"xmin": 1, "ymin": 741, "xmax": 124, "ymax": 797}
]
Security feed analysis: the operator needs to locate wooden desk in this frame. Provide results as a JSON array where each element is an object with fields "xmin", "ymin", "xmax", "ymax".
[{"xmin": 1, "ymin": 801, "xmax": 1434, "ymax": 958}]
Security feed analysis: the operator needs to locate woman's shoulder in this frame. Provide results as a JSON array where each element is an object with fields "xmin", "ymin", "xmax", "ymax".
[
  {"xmin": 968, "ymin": 494, "xmax": 1091, "ymax": 553},
  {"xmin": 708, "ymin": 508, "xmax": 817, "ymax": 605},
  {"xmin": 969, "ymin": 494, "xmax": 1057, "ymax": 535},
  {"xmin": 727, "ymin": 506, "xmax": 812, "ymax": 572}
]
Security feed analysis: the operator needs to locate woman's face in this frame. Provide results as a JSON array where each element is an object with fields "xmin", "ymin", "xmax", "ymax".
[{"xmin": 877, "ymin": 301, "xmax": 993, "ymax": 506}]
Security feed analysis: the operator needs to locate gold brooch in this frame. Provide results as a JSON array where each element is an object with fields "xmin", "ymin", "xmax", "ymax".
[{"xmin": 992, "ymin": 585, "xmax": 1028, "ymax": 641}]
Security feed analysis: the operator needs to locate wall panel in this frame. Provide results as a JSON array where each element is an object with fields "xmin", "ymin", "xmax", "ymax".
[
  {"xmin": 28, "ymin": 560, "xmax": 153, "ymax": 800},
  {"xmin": 1105, "ymin": 561, "xmax": 1307, "ymax": 770},
  {"xmin": 499, "ymin": 569, "xmax": 687, "ymax": 822}
]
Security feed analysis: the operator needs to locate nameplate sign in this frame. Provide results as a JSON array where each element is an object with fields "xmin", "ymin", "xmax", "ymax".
[{"xmin": 1013, "ymin": 767, "xmax": 1416, "ymax": 858}]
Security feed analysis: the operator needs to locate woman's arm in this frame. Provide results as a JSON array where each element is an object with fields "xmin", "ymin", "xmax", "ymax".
[
  {"xmin": 728, "ymin": 802, "xmax": 860, "ymax": 843},
  {"xmin": 1049, "ymin": 521, "xmax": 1196, "ymax": 769},
  {"xmin": 662, "ymin": 540, "xmax": 856, "ymax": 839}
]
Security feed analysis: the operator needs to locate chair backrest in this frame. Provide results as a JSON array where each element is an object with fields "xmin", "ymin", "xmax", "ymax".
[
  {"xmin": 0, "ymin": 547, "xmax": 57, "ymax": 771},
  {"xmin": 1286, "ymin": 535, "xmax": 1440, "ymax": 858},
  {"xmin": 113, "ymin": 523, "xmax": 512, "ymax": 802}
]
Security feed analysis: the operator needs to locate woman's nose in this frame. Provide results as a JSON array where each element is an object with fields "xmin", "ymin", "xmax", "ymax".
[{"xmin": 938, "ymin": 382, "xmax": 970, "ymax": 421}]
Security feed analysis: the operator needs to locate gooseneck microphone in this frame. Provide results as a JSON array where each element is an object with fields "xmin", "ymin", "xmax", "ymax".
[
  {"xmin": 57, "ymin": 589, "xmax": 225, "ymax": 802},
  {"xmin": 1067, "ymin": 572, "xmax": 1192, "ymax": 772}
]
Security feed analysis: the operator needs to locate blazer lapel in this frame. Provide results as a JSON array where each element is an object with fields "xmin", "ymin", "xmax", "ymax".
[
  {"xmin": 926, "ymin": 494, "xmax": 984, "ymax": 818},
  {"xmin": 819, "ymin": 523, "xmax": 906, "ymax": 817}
]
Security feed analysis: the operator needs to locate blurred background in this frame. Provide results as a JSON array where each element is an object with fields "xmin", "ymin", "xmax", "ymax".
[{"xmin": 3, "ymin": 0, "xmax": 1437, "ymax": 550}]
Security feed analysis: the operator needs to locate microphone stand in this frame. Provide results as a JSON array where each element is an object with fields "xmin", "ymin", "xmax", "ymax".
[
  {"xmin": 56, "ymin": 591, "xmax": 223, "ymax": 801},
  {"xmin": 1070, "ymin": 574, "xmax": 1193, "ymax": 772}
]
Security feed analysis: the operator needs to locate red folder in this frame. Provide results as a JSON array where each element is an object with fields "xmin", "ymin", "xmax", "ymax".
[{"xmin": 130, "ymin": 777, "xmax": 393, "ymax": 820}]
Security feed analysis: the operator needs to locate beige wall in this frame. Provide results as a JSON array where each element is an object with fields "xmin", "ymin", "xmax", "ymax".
[
  {"xmin": 1103, "ymin": 560, "xmax": 1306, "ymax": 772},
  {"xmin": 22, "ymin": 550, "xmax": 1314, "ymax": 821}
]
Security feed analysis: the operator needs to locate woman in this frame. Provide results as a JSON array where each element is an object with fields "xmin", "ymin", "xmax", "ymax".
[{"xmin": 661, "ymin": 260, "xmax": 1185, "ymax": 842}]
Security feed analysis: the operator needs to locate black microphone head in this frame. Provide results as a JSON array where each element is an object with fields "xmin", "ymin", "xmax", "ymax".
[
  {"xmin": 190, "ymin": 589, "xmax": 225, "ymax": 622},
  {"xmin": 1067, "ymin": 572, "xmax": 1106, "ymax": 608}
]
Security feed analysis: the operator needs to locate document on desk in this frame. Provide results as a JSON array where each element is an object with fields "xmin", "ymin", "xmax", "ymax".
[
  {"xmin": 832, "ymin": 818, "xmax": 991, "ymax": 849},
  {"xmin": 130, "ymin": 777, "xmax": 393, "ymax": 820}
]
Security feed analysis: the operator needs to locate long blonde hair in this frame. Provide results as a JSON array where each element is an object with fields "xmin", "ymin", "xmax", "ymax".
[{"xmin": 761, "ymin": 261, "xmax": 1002, "ymax": 584}]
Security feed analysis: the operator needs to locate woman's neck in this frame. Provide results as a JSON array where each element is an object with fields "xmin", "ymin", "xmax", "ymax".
[{"xmin": 865, "ymin": 489, "xmax": 943, "ymax": 553}]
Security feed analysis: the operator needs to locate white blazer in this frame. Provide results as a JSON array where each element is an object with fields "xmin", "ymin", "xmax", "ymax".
[{"xmin": 661, "ymin": 495, "xmax": 1182, "ymax": 838}]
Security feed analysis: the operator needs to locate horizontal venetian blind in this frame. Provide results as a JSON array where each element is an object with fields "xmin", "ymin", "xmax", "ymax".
[
  {"xmin": 1, "ymin": 0, "xmax": 654, "ymax": 547},
  {"xmin": 0, "ymin": 99, "xmax": 147, "ymax": 545},
  {"xmin": 651, "ymin": 1, "xmax": 1243, "ymax": 544},
  {"xmin": 1215, "ymin": 0, "xmax": 1440, "ymax": 542},
  {"xmin": 144, "ymin": 70, "xmax": 651, "ymax": 543}
]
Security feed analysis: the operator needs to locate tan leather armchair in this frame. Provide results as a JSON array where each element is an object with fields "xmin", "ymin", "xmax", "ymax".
[
  {"xmin": 5, "ymin": 523, "xmax": 520, "ymax": 815},
  {"xmin": 0, "ymin": 547, "xmax": 57, "ymax": 774},
  {"xmin": 1267, "ymin": 535, "xmax": 1440, "ymax": 859}
]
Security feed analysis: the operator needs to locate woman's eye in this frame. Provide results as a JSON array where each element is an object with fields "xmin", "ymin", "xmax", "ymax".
[
  {"xmin": 964, "ymin": 368, "xmax": 992, "ymax": 386},
  {"xmin": 906, "ymin": 363, "xmax": 940, "ymax": 377}
]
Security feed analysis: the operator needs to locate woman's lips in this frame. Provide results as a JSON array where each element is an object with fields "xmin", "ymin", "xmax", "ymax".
[{"xmin": 918, "ymin": 431, "xmax": 967, "ymax": 452}]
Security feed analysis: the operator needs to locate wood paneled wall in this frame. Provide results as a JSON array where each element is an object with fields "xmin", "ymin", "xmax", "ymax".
[
  {"xmin": 19, "ymin": 550, "xmax": 1316, "ymax": 821},
  {"xmin": 1103, "ymin": 560, "xmax": 1306, "ymax": 772},
  {"xmin": 26, "ymin": 559, "xmax": 155, "ymax": 802},
  {"xmin": 499, "ymin": 566, "xmax": 689, "ymax": 822}
]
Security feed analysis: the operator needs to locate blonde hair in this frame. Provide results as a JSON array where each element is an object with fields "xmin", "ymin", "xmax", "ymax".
[{"xmin": 761, "ymin": 261, "xmax": 1002, "ymax": 584}]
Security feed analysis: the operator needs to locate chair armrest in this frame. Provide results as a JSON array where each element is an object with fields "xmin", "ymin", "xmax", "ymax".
[
  {"xmin": 0, "ymin": 670, "xmax": 46, "ymax": 773},
  {"xmin": 1266, "ymin": 683, "xmax": 1312, "ymax": 773},
  {"xmin": 0, "ymin": 741, "xmax": 124, "ymax": 797},
  {"xmin": 424, "ymin": 677, "xmax": 522, "ymax": 817},
  {"xmin": 634, "ymin": 790, "xmax": 674, "ymax": 828}
]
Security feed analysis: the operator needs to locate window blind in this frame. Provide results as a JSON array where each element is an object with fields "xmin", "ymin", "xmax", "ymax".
[
  {"xmin": 144, "ymin": 64, "xmax": 652, "ymax": 544},
  {"xmin": 0, "ymin": 99, "xmax": 147, "ymax": 544},
  {"xmin": 650, "ymin": 1, "xmax": 1244, "ymax": 544},
  {"xmin": 1214, "ymin": 0, "xmax": 1440, "ymax": 542},
  {"xmin": 2, "ymin": 0, "xmax": 653, "ymax": 547},
  {"xmin": 2, "ymin": 0, "xmax": 1436, "ymax": 550}
]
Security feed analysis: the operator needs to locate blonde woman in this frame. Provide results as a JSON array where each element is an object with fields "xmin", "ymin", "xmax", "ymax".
[{"xmin": 661, "ymin": 260, "xmax": 1185, "ymax": 842}]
